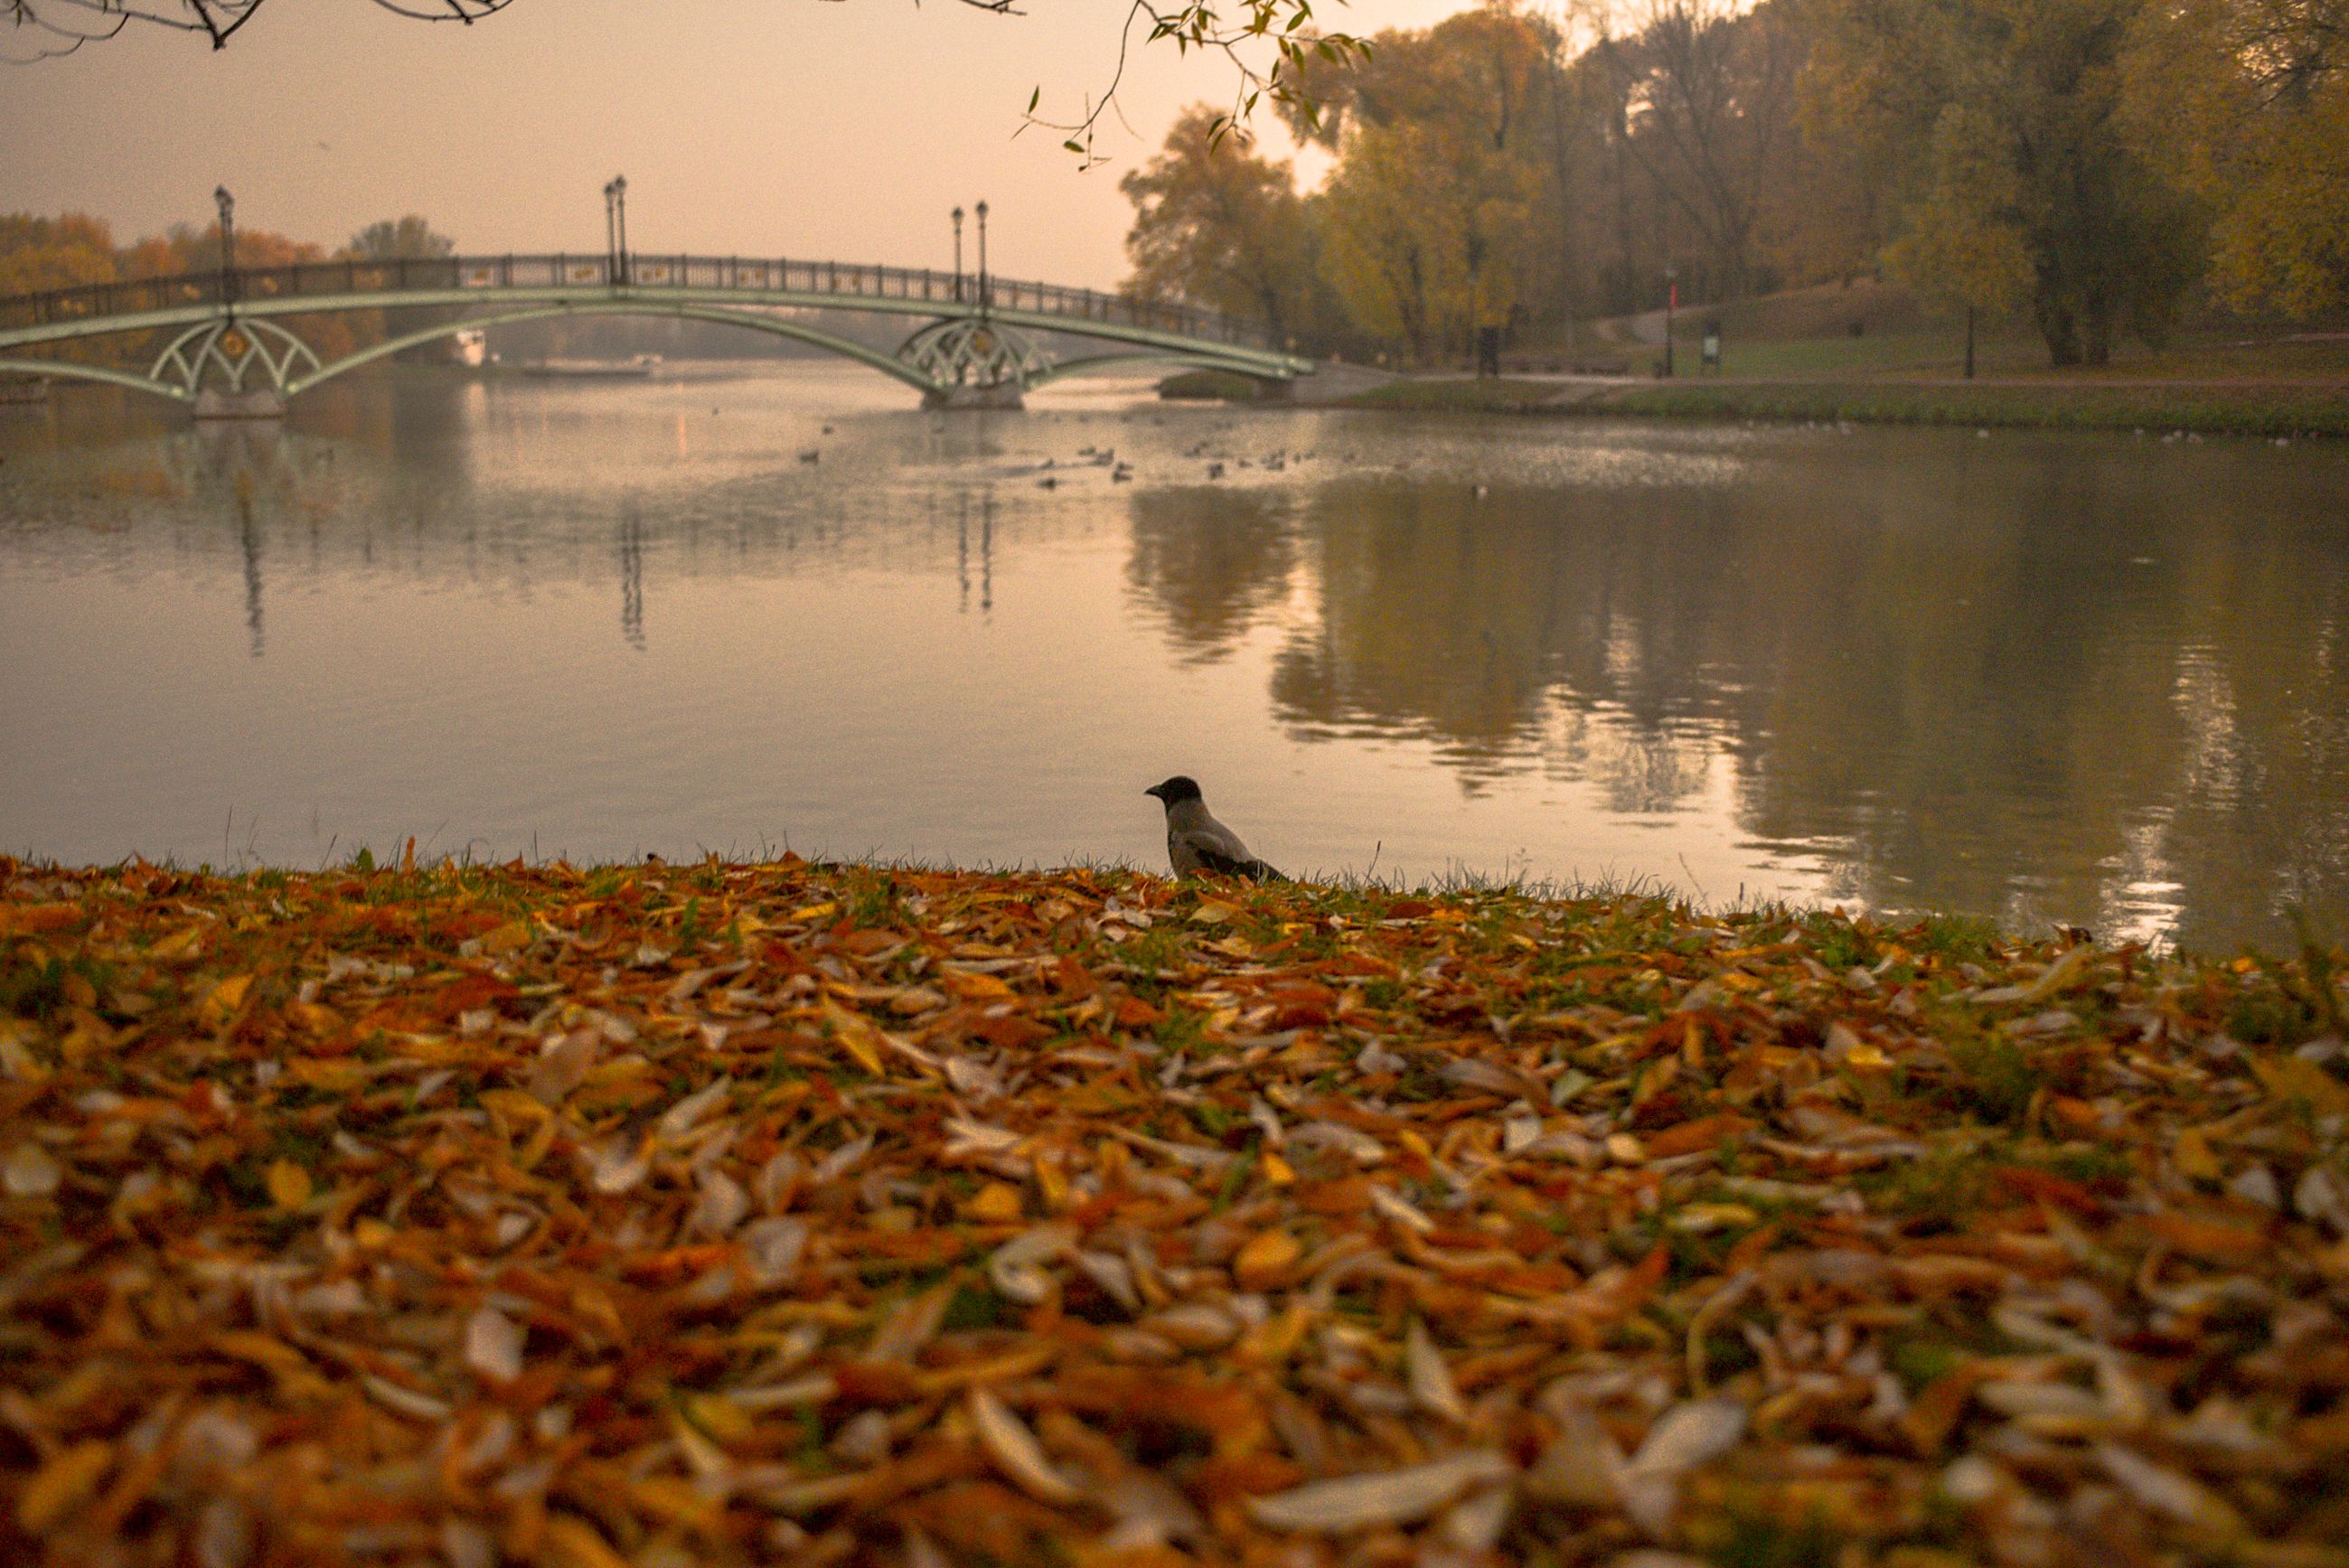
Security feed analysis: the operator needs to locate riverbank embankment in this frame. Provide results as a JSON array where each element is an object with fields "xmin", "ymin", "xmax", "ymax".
[
  {"xmin": 5, "ymin": 857, "xmax": 2348, "ymax": 1563},
  {"xmin": 1332, "ymin": 372, "xmax": 2349, "ymax": 438}
]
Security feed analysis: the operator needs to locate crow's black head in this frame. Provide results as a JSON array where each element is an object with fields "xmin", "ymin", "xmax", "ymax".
[{"xmin": 1144, "ymin": 775, "xmax": 1203, "ymax": 804}]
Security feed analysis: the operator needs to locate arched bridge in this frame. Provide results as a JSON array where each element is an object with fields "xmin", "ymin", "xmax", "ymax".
[{"xmin": 0, "ymin": 253, "xmax": 1311, "ymax": 415}]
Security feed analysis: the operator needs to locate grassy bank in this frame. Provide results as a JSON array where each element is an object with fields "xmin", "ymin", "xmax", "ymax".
[
  {"xmin": 5, "ymin": 857, "xmax": 2348, "ymax": 1565},
  {"xmin": 1593, "ymin": 380, "xmax": 2349, "ymax": 438},
  {"xmin": 1332, "ymin": 375, "xmax": 2349, "ymax": 437}
]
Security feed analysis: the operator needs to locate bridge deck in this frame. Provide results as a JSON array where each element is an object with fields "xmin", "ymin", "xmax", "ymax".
[{"xmin": 0, "ymin": 254, "xmax": 1273, "ymax": 353}]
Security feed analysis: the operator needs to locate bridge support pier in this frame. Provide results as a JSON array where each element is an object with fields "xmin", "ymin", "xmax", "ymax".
[
  {"xmin": 194, "ymin": 388, "xmax": 286, "ymax": 421},
  {"xmin": 924, "ymin": 381, "xmax": 1025, "ymax": 411}
]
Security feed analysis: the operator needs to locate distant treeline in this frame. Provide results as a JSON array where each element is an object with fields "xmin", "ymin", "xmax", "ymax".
[
  {"xmin": 0, "ymin": 213, "xmax": 460, "ymax": 370},
  {"xmin": 1120, "ymin": 0, "xmax": 2349, "ymax": 367}
]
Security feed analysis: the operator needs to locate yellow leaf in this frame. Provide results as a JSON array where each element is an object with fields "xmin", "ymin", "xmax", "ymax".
[
  {"xmin": 478, "ymin": 920, "xmax": 532, "ymax": 955},
  {"xmin": 1261, "ymin": 1150, "xmax": 1296, "ymax": 1186},
  {"xmin": 541, "ymin": 1515, "xmax": 632, "ymax": 1568},
  {"xmin": 822, "ymin": 1000, "xmax": 886, "ymax": 1075},
  {"xmin": 286, "ymin": 1000, "xmax": 341, "ymax": 1035},
  {"xmin": 1191, "ymin": 898, "xmax": 1243, "ymax": 925},
  {"xmin": 198, "ymin": 973, "xmax": 253, "ymax": 1028},
  {"xmin": 944, "ymin": 970, "xmax": 1015, "ymax": 1000},
  {"xmin": 965, "ymin": 1181, "xmax": 1026, "ymax": 1224},
  {"xmin": 2174, "ymin": 1127, "xmax": 2223, "ymax": 1182},
  {"xmin": 481, "ymin": 1087, "xmax": 552, "ymax": 1123},
  {"xmin": 788, "ymin": 902, "xmax": 838, "ymax": 924},
  {"xmin": 681, "ymin": 1392, "xmax": 753, "ymax": 1446},
  {"xmin": 2249, "ymin": 1055, "xmax": 2349, "ymax": 1118},
  {"xmin": 285, "ymin": 1056, "xmax": 371, "ymax": 1092},
  {"xmin": 1032, "ymin": 1150, "xmax": 1072, "ymax": 1211},
  {"xmin": 1234, "ymin": 1226, "xmax": 1301, "ymax": 1289},
  {"xmin": 150, "ymin": 925, "xmax": 206, "ymax": 960},
  {"xmin": 18, "ymin": 1440, "xmax": 111, "ymax": 1534},
  {"xmin": 266, "ymin": 1160, "xmax": 313, "ymax": 1210}
]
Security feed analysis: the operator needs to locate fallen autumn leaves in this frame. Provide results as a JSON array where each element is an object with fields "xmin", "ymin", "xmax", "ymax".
[{"xmin": 4, "ymin": 855, "xmax": 2347, "ymax": 1567}]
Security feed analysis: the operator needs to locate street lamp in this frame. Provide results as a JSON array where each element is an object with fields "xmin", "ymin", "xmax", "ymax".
[
  {"xmin": 214, "ymin": 185, "xmax": 236, "ymax": 308},
  {"xmin": 975, "ymin": 199, "xmax": 990, "ymax": 313},
  {"xmin": 951, "ymin": 206, "xmax": 965, "ymax": 304},
  {"xmin": 612, "ymin": 175, "xmax": 629, "ymax": 285},
  {"xmin": 610, "ymin": 180, "xmax": 629, "ymax": 281},
  {"xmin": 1662, "ymin": 263, "xmax": 1677, "ymax": 379}
]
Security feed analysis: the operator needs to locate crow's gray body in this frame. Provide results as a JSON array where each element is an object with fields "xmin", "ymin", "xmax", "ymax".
[{"xmin": 1144, "ymin": 776, "xmax": 1283, "ymax": 880}]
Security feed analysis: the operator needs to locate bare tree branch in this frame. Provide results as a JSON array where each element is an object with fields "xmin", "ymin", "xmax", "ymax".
[
  {"xmin": 5, "ymin": 0, "xmax": 1359, "ymax": 160},
  {"xmin": 5, "ymin": 0, "xmax": 514, "ymax": 52},
  {"xmin": 1023, "ymin": 0, "xmax": 1366, "ymax": 164}
]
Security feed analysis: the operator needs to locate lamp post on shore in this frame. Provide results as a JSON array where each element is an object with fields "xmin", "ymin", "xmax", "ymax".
[
  {"xmin": 951, "ymin": 206, "xmax": 965, "ymax": 304},
  {"xmin": 1662, "ymin": 263, "xmax": 1677, "ymax": 379},
  {"xmin": 975, "ymin": 199, "xmax": 990, "ymax": 314},
  {"xmin": 214, "ymin": 185, "xmax": 237, "ymax": 310}
]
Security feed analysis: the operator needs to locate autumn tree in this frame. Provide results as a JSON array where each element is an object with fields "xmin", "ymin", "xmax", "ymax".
[
  {"xmin": 119, "ymin": 221, "xmax": 365, "ymax": 361},
  {"xmin": 1806, "ymin": 0, "xmax": 2199, "ymax": 365},
  {"xmin": 347, "ymin": 214, "xmax": 456, "ymax": 260},
  {"xmin": 2132, "ymin": 0, "xmax": 2349, "ymax": 318},
  {"xmin": 0, "ymin": 211, "xmax": 117, "ymax": 296},
  {"xmin": 1284, "ymin": 3, "xmax": 1555, "ymax": 361},
  {"xmin": 1121, "ymin": 108, "xmax": 1321, "ymax": 344},
  {"xmin": 1594, "ymin": 0, "xmax": 1801, "ymax": 300}
]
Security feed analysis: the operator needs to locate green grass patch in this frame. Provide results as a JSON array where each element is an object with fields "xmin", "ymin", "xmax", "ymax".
[{"xmin": 1590, "ymin": 380, "xmax": 2349, "ymax": 438}]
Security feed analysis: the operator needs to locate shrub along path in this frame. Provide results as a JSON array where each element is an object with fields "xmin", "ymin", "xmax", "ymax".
[{"xmin": 5, "ymin": 857, "xmax": 2347, "ymax": 1566}]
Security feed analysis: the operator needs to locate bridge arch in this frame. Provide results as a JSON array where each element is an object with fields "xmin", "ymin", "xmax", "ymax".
[
  {"xmin": 0, "ymin": 355, "xmax": 195, "ymax": 401},
  {"xmin": 287, "ymin": 301, "xmax": 941, "ymax": 398},
  {"xmin": 0, "ymin": 257, "xmax": 1315, "ymax": 411}
]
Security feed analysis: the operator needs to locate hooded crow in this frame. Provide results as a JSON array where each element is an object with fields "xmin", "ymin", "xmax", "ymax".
[{"xmin": 1144, "ymin": 775, "xmax": 1284, "ymax": 881}]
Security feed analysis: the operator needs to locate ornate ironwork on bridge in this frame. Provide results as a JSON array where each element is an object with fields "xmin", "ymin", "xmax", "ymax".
[{"xmin": 0, "ymin": 253, "xmax": 1309, "ymax": 416}]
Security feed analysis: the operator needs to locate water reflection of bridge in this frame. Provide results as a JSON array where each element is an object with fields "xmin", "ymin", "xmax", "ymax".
[{"xmin": 0, "ymin": 254, "xmax": 1311, "ymax": 416}]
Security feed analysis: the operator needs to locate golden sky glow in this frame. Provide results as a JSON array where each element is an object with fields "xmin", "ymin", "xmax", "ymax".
[{"xmin": 0, "ymin": 0, "xmax": 1491, "ymax": 288}]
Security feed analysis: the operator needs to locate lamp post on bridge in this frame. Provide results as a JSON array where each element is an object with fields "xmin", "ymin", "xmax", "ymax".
[
  {"xmin": 214, "ymin": 185, "xmax": 237, "ymax": 312},
  {"xmin": 975, "ymin": 199, "xmax": 990, "ymax": 315},
  {"xmin": 603, "ymin": 179, "xmax": 620, "ymax": 282},
  {"xmin": 951, "ymin": 206, "xmax": 964, "ymax": 304},
  {"xmin": 612, "ymin": 175, "xmax": 630, "ymax": 285}
]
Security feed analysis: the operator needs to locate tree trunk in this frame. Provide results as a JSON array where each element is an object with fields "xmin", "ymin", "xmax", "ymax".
[
  {"xmin": 2034, "ymin": 288, "xmax": 2081, "ymax": 368},
  {"xmin": 2081, "ymin": 290, "xmax": 2112, "ymax": 367}
]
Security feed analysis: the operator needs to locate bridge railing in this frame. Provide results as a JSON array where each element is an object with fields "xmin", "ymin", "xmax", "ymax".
[{"xmin": 0, "ymin": 254, "xmax": 1276, "ymax": 352}]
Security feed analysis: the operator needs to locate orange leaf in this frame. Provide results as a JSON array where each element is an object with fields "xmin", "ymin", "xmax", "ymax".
[{"xmin": 18, "ymin": 1441, "xmax": 111, "ymax": 1534}]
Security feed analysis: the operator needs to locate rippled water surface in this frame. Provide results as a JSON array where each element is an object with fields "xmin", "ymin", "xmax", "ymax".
[{"xmin": 5, "ymin": 363, "xmax": 2346, "ymax": 950}]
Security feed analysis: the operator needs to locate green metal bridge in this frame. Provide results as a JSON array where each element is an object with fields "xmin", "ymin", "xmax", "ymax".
[{"xmin": 0, "ymin": 253, "xmax": 1311, "ymax": 414}]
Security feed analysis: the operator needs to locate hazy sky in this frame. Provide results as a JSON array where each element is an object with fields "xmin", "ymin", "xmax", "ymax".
[{"xmin": 1, "ymin": 0, "xmax": 1484, "ymax": 290}]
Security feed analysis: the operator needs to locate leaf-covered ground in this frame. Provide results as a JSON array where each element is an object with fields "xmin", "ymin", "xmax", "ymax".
[{"xmin": 4, "ymin": 856, "xmax": 2348, "ymax": 1568}]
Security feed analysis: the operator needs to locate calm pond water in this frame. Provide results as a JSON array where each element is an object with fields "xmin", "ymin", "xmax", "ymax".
[{"xmin": 4, "ymin": 363, "xmax": 2345, "ymax": 951}]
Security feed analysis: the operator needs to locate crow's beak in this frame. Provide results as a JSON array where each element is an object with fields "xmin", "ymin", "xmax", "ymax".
[{"xmin": 1142, "ymin": 786, "xmax": 1160, "ymax": 799}]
